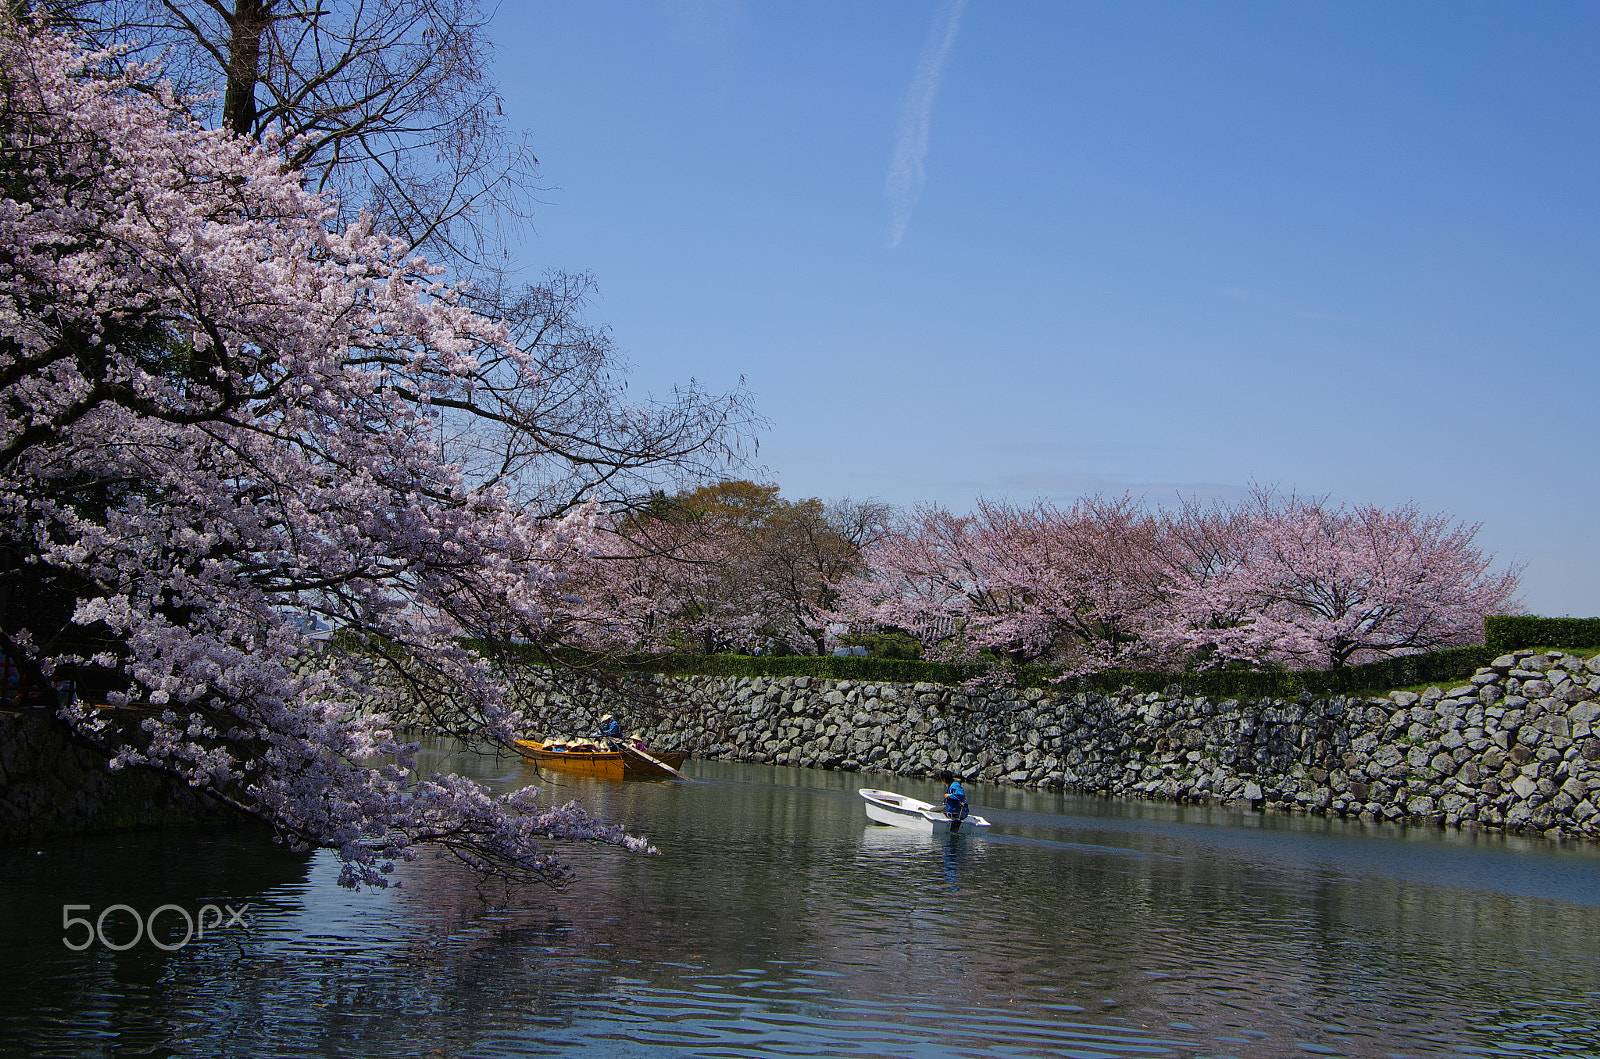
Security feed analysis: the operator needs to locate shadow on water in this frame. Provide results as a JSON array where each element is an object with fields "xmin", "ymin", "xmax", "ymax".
[
  {"xmin": 2, "ymin": 743, "xmax": 1599, "ymax": 1057},
  {"xmin": 0, "ymin": 822, "xmax": 314, "ymax": 1059}
]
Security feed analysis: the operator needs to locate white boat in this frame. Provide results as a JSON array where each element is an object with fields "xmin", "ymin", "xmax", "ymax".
[{"xmin": 858, "ymin": 788, "xmax": 990, "ymax": 834}]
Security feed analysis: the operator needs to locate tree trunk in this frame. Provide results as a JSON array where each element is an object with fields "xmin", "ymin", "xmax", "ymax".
[{"xmin": 223, "ymin": 0, "xmax": 272, "ymax": 138}]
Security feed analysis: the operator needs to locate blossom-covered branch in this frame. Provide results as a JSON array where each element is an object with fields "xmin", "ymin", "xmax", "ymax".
[{"xmin": 0, "ymin": 18, "xmax": 673, "ymax": 886}]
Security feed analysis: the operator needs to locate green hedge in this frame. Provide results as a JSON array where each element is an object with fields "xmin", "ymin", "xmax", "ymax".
[
  {"xmin": 471, "ymin": 619, "xmax": 1600, "ymax": 695},
  {"xmin": 1049, "ymin": 646, "xmax": 1504, "ymax": 699},
  {"xmin": 1484, "ymin": 615, "xmax": 1600, "ymax": 652},
  {"xmin": 585, "ymin": 651, "xmax": 992, "ymax": 687},
  {"xmin": 533, "ymin": 644, "xmax": 1509, "ymax": 701}
]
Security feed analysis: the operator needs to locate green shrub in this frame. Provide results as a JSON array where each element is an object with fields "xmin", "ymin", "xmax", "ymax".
[
  {"xmin": 1484, "ymin": 615, "xmax": 1600, "ymax": 652},
  {"xmin": 839, "ymin": 632, "xmax": 924, "ymax": 660},
  {"xmin": 1045, "ymin": 646, "xmax": 1502, "ymax": 699}
]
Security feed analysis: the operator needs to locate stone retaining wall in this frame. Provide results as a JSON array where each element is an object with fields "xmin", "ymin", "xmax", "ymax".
[
  {"xmin": 0, "ymin": 708, "xmax": 239, "ymax": 838},
  {"xmin": 504, "ymin": 648, "xmax": 1600, "ymax": 839},
  {"xmin": 11, "ymin": 648, "xmax": 1596, "ymax": 840}
]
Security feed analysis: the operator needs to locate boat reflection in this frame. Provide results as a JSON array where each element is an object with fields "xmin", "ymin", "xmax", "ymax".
[
  {"xmin": 856, "ymin": 823, "xmax": 985, "ymax": 892},
  {"xmin": 858, "ymin": 823, "xmax": 943, "ymax": 852}
]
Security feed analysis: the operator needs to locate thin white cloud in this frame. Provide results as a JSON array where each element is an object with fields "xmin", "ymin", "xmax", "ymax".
[{"xmin": 886, "ymin": 0, "xmax": 967, "ymax": 248}]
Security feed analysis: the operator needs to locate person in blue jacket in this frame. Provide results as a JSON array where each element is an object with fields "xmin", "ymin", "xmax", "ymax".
[
  {"xmin": 596, "ymin": 713, "xmax": 624, "ymax": 741},
  {"xmin": 940, "ymin": 770, "xmax": 969, "ymax": 820}
]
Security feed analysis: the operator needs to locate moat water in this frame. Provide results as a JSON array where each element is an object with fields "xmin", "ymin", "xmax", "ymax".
[{"xmin": 3, "ymin": 741, "xmax": 1599, "ymax": 1058}]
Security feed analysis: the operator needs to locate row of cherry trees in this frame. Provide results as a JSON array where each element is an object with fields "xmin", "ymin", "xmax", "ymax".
[
  {"xmin": 843, "ymin": 491, "xmax": 1520, "ymax": 671},
  {"xmin": 570, "ymin": 488, "xmax": 1521, "ymax": 673}
]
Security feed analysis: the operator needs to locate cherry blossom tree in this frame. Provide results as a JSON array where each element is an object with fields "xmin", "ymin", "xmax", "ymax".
[
  {"xmin": 1159, "ymin": 492, "xmax": 1523, "ymax": 669},
  {"xmin": 0, "ymin": 19, "xmax": 675, "ymax": 887},
  {"xmin": 843, "ymin": 497, "xmax": 1169, "ymax": 668}
]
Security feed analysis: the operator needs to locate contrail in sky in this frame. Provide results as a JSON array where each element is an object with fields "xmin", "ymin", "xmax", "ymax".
[{"xmin": 886, "ymin": 0, "xmax": 968, "ymax": 248}]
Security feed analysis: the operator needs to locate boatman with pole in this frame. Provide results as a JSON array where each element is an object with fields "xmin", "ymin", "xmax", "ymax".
[{"xmin": 941, "ymin": 770, "xmax": 970, "ymax": 830}]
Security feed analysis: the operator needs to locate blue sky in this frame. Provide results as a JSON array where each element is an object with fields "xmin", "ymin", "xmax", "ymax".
[{"xmin": 488, "ymin": 2, "xmax": 1599, "ymax": 616}]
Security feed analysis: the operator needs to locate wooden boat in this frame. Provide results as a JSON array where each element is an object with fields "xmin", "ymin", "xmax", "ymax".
[
  {"xmin": 859, "ymin": 787, "xmax": 990, "ymax": 834},
  {"xmin": 514, "ymin": 739, "xmax": 689, "ymax": 780}
]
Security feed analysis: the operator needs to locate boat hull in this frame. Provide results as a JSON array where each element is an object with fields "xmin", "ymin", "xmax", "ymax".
[
  {"xmin": 859, "ymin": 788, "xmax": 989, "ymax": 834},
  {"xmin": 514, "ymin": 740, "xmax": 688, "ymax": 780}
]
